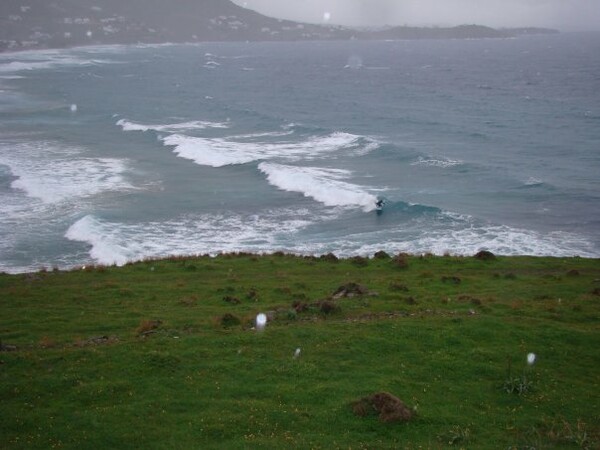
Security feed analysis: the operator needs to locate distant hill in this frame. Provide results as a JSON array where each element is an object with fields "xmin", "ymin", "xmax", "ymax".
[{"xmin": 0, "ymin": 0, "xmax": 558, "ymax": 52}]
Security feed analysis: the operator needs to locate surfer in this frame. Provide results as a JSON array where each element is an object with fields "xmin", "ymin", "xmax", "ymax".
[{"xmin": 375, "ymin": 199, "xmax": 384, "ymax": 209}]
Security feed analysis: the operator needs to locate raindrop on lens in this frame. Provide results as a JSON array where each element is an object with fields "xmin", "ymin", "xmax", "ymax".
[{"xmin": 256, "ymin": 313, "xmax": 267, "ymax": 331}]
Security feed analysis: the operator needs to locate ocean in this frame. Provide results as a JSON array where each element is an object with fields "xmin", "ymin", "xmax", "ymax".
[{"xmin": 1, "ymin": 34, "xmax": 599, "ymax": 273}]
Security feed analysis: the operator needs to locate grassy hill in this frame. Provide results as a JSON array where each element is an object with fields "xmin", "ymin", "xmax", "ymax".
[{"xmin": 1, "ymin": 253, "xmax": 598, "ymax": 448}]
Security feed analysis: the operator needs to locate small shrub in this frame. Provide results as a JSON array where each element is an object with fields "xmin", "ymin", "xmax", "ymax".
[
  {"xmin": 503, "ymin": 356, "xmax": 535, "ymax": 395},
  {"xmin": 246, "ymin": 288, "xmax": 259, "ymax": 300},
  {"xmin": 503, "ymin": 374, "xmax": 533, "ymax": 395},
  {"xmin": 392, "ymin": 254, "xmax": 409, "ymax": 269},
  {"xmin": 389, "ymin": 282, "xmax": 409, "ymax": 292},
  {"xmin": 405, "ymin": 296, "xmax": 418, "ymax": 305},
  {"xmin": 319, "ymin": 300, "xmax": 340, "ymax": 315},
  {"xmin": 320, "ymin": 253, "xmax": 339, "ymax": 263},
  {"xmin": 474, "ymin": 250, "xmax": 496, "ymax": 261},
  {"xmin": 286, "ymin": 309, "xmax": 298, "ymax": 320},
  {"xmin": 439, "ymin": 425, "xmax": 472, "ymax": 446},
  {"xmin": 441, "ymin": 276, "xmax": 462, "ymax": 284},
  {"xmin": 350, "ymin": 256, "xmax": 369, "ymax": 267},
  {"xmin": 373, "ymin": 250, "xmax": 390, "ymax": 259},
  {"xmin": 220, "ymin": 313, "xmax": 241, "ymax": 328}
]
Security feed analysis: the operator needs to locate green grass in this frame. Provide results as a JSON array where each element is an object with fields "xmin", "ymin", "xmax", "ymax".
[{"xmin": 1, "ymin": 253, "xmax": 599, "ymax": 449}]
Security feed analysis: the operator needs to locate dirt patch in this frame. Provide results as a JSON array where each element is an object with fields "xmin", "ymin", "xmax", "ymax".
[
  {"xmin": 441, "ymin": 276, "xmax": 462, "ymax": 285},
  {"xmin": 351, "ymin": 392, "xmax": 414, "ymax": 423},
  {"xmin": 74, "ymin": 335, "xmax": 119, "ymax": 347},
  {"xmin": 332, "ymin": 283, "xmax": 375, "ymax": 299},
  {"xmin": 137, "ymin": 319, "xmax": 163, "ymax": 336},
  {"xmin": 0, "ymin": 341, "xmax": 17, "ymax": 352},
  {"xmin": 223, "ymin": 295, "xmax": 240, "ymax": 305}
]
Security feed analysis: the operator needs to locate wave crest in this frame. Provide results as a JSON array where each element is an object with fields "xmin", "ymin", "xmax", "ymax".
[
  {"xmin": 116, "ymin": 118, "xmax": 229, "ymax": 132},
  {"xmin": 259, "ymin": 162, "xmax": 377, "ymax": 211}
]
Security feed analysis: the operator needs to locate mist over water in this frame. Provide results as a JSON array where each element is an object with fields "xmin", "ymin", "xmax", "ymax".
[
  {"xmin": 0, "ymin": 35, "xmax": 599, "ymax": 272},
  {"xmin": 234, "ymin": 0, "xmax": 600, "ymax": 31}
]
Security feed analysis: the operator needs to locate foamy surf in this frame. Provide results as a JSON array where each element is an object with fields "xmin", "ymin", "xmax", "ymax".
[
  {"xmin": 65, "ymin": 212, "xmax": 313, "ymax": 266},
  {"xmin": 259, "ymin": 162, "xmax": 378, "ymax": 211},
  {"xmin": 0, "ymin": 141, "xmax": 134, "ymax": 204},
  {"xmin": 159, "ymin": 131, "xmax": 374, "ymax": 167},
  {"xmin": 0, "ymin": 52, "xmax": 111, "ymax": 74},
  {"xmin": 354, "ymin": 222, "xmax": 598, "ymax": 259}
]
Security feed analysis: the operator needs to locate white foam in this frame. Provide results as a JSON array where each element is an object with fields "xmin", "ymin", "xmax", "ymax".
[
  {"xmin": 116, "ymin": 118, "xmax": 229, "ymax": 132},
  {"xmin": 354, "ymin": 223, "xmax": 598, "ymax": 259},
  {"xmin": 161, "ymin": 131, "xmax": 370, "ymax": 167},
  {"xmin": 65, "ymin": 211, "xmax": 312, "ymax": 266},
  {"xmin": 163, "ymin": 134, "xmax": 259, "ymax": 166},
  {"xmin": 411, "ymin": 156, "xmax": 463, "ymax": 168},
  {"xmin": 524, "ymin": 176, "xmax": 543, "ymax": 186},
  {"xmin": 0, "ymin": 141, "xmax": 134, "ymax": 203},
  {"xmin": 0, "ymin": 52, "xmax": 109, "ymax": 73},
  {"xmin": 259, "ymin": 162, "xmax": 377, "ymax": 211}
]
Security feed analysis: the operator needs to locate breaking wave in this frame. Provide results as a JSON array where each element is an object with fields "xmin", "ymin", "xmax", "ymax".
[
  {"xmin": 259, "ymin": 162, "xmax": 377, "ymax": 211},
  {"xmin": 160, "ymin": 131, "xmax": 372, "ymax": 167},
  {"xmin": 65, "ymin": 212, "xmax": 312, "ymax": 266}
]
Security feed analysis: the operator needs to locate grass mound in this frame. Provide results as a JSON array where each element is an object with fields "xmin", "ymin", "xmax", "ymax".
[{"xmin": 351, "ymin": 392, "xmax": 414, "ymax": 423}]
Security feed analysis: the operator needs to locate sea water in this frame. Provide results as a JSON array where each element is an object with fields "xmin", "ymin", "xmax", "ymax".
[{"xmin": 0, "ymin": 35, "xmax": 599, "ymax": 272}]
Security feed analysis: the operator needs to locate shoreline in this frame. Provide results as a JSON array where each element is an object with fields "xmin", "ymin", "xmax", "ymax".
[{"xmin": 2, "ymin": 251, "xmax": 598, "ymax": 276}]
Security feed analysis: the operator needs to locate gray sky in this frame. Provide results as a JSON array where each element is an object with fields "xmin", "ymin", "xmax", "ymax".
[{"xmin": 232, "ymin": 0, "xmax": 600, "ymax": 31}]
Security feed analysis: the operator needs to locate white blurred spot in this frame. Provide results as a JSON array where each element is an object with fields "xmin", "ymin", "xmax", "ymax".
[
  {"xmin": 345, "ymin": 55, "xmax": 363, "ymax": 70},
  {"xmin": 294, "ymin": 348, "xmax": 301, "ymax": 358},
  {"xmin": 527, "ymin": 353, "xmax": 536, "ymax": 365},
  {"xmin": 323, "ymin": 12, "xmax": 331, "ymax": 22},
  {"xmin": 256, "ymin": 313, "xmax": 267, "ymax": 331},
  {"xmin": 70, "ymin": 104, "xmax": 78, "ymax": 112}
]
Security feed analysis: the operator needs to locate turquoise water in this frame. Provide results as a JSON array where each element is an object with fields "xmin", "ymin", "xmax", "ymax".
[{"xmin": 1, "ymin": 35, "xmax": 599, "ymax": 272}]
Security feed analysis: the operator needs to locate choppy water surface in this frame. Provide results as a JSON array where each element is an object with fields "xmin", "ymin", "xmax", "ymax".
[{"xmin": 1, "ymin": 35, "xmax": 599, "ymax": 272}]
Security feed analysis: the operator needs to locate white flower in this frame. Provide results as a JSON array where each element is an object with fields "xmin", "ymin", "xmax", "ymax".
[
  {"xmin": 527, "ymin": 353, "xmax": 536, "ymax": 365},
  {"xmin": 294, "ymin": 348, "xmax": 301, "ymax": 359}
]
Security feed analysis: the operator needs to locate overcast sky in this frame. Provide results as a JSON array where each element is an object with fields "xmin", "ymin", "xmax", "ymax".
[{"xmin": 232, "ymin": 0, "xmax": 600, "ymax": 31}]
